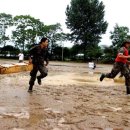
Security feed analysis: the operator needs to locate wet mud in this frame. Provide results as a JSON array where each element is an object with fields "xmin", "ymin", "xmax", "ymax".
[{"xmin": 0, "ymin": 59, "xmax": 130, "ymax": 130}]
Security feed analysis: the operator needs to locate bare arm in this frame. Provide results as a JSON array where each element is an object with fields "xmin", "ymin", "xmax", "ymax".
[
  {"xmin": 44, "ymin": 49, "xmax": 49, "ymax": 66},
  {"xmin": 45, "ymin": 59, "xmax": 49, "ymax": 66},
  {"xmin": 118, "ymin": 53, "xmax": 130, "ymax": 59},
  {"xmin": 117, "ymin": 47, "xmax": 130, "ymax": 59},
  {"xmin": 28, "ymin": 57, "xmax": 32, "ymax": 64}
]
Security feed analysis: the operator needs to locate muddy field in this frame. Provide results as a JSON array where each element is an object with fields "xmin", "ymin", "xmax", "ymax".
[{"xmin": 0, "ymin": 59, "xmax": 130, "ymax": 130}]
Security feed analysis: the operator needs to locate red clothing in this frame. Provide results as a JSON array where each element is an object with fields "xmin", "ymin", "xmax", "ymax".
[{"xmin": 115, "ymin": 47, "xmax": 128, "ymax": 64}]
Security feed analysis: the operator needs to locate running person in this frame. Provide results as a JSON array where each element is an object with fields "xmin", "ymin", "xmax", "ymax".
[
  {"xmin": 100, "ymin": 40, "xmax": 130, "ymax": 94},
  {"xmin": 28, "ymin": 37, "xmax": 49, "ymax": 92}
]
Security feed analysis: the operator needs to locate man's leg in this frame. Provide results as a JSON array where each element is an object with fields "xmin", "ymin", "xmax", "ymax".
[
  {"xmin": 28, "ymin": 65, "xmax": 38, "ymax": 92},
  {"xmin": 122, "ymin": 65, "xmax": 130, "ymax": 94},
  {"xmin": 100, "ymin": 62, "xmax": 121, "ymax": 81},
  {"xmin": 37, "ymin": 65, "xmax": 48, "ymax": 85}
]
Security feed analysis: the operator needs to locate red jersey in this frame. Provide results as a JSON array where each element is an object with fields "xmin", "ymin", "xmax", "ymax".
[{"xmin": 115, "ymin": 47, "xmax": 128, "ymax": 64}]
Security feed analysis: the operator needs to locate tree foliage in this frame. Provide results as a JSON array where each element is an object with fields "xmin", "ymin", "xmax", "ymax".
[
  {"xmin": 0, "ymin": 13, "xmax": 13, "ymax": 47},
  {"xmin": 1, "ymin": 45, "xmax": 19, "ymax": 57},
  {"xmin": 70, "ymin": 44, "xmax": 82, "ymax": 56},
  {"xmin": 44, "ymin": 23, "xmax": 63, "ymax": 55},
  {"xmin": 12, "ymin": 16, "xmax": 67, "ymax": 57},
  {"xmin": 110, "ymin": 24, "xmax": 130, "ymax": 49},
  {"xmin": 109, "ymin": 24, "xmax": 130, "ymax": 58},
  {"xmin": 12, "ymin": 15, "xmax": 45, "ymax": 51},
  {"xmin": 85, "ymin": 44, "xmax": 102, "ymax": 61},
  {"xmin": 65, "ymin": 0, "xmax": 108, "ymax": 51}
]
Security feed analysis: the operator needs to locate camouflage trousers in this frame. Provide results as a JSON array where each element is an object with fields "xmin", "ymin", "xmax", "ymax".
[
  {"xmin": 105, "ymin": 62, "xmax": 130, "ymax": 86},
  {"xmin": 29, "ymin": 64, "xmax": 48, "ymax": 87}
]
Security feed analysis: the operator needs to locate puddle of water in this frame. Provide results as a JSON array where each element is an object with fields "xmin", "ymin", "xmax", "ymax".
[
  {"xmin": 73, "ymin": 79, "xmax": 96, "ymax": 83},
  {"xmin": 88, "ymin": 71, "xmax": 94, "ymax": 75},
  {"xmin": 0, "ymin": 107, "xmax": 29, "ymax": 119},
  {"xmin": 3, "ymin": 111, "xmax": 29, "ymax": 119},
  {"xmin": 0, "ymin": 107, "xmax": 6, "ymax": 113},
  {"xmin": 82, "ymin": 71, "xmax": 101, "ymax": 74}
]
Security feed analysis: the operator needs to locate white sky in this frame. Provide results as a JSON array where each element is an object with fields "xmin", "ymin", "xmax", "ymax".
[
  {"xmin": 0, "ymin": 0, "xmax": 130, "ymax": 47},
  {"xmin": 100, "ymin": 0, "xmax": 130, "ymax": 46}
]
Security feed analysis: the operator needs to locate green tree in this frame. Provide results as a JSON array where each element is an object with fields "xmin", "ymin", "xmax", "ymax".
[
  {"xmin": 43, "ymin": 23, "xmax": 66, "ymax": 57},
  {"xmin": 70, "ymin": 44, "xmax": 82, "ymax": 60},
  {"xmin": 53, "ymin": 44, "xmax": 62, "ymax": 60},
  {"xmin": 0, "ymin": 13, "xmax": 13, "ymax": 47},
  {"xmin": 110, "ymin": 24, "xmax": 130, "ymax": 51},
  {"xmin": 12, "ymin": 15, "xmax": 44, "ymax": 51},
  {"xmin": 85, "ymin": 44, "xmax": 102, "ymax": 61},
  {"xmin": 1, "ymin": 45, "xmax": 19, "ymax": 57},
  {"xmin": 52, "ymin": 44, "xmax": 70, "ymax": 61},
  {"xmin": 100, "ymin": 24, "xmax": 130, "ymax": 63},
  {"xmin": 65, "ymin": 0, "xmax": 108, "ymax": 60},
  {"xmin": 101, "ymin": 45, "xmax": 115, "ymax": 63}
]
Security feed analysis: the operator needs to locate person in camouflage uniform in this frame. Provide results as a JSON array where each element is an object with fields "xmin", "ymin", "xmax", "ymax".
[
  {"xmin": 28, "ymin": 37, "xmax": 49, "ymax": 92},
  {"xmin": 100, "ymin": 39, "xmax": 130, "ymax": 95},
  {"xmin": 119, "ymin": 63, "xmax": 129, "ymax": 78}
]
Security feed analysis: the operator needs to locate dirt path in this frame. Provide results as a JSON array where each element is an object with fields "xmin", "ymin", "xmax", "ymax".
[{"xmin": 0, "ymin": 59, "xmax": 129, "ymax": 130}]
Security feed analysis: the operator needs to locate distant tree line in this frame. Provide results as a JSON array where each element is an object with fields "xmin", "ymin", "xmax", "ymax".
[{"xmin": 0, "ymin": 0, "xmax": 130, "ymax": 63}]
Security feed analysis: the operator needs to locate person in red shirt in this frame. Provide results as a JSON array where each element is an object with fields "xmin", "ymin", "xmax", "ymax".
[{"xmin": 100, "ymin": 39, "xmax": 130, "ymax": 94}]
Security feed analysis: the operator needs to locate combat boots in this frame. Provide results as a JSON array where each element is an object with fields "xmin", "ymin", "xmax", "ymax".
[
  {"xmin": 126, "ymin": 86, "xmax": 130, "ymax": 95},
  {"xmin": 28, "ymin": 85, "xmax": 33, "ymax": 92},
  {"xmin": 100, "ymin": 73, "xmax": 105, "ymax": 81},
  {"xmin": 37, "ymin": 77, "xmax": 41, "ymax": 85}
]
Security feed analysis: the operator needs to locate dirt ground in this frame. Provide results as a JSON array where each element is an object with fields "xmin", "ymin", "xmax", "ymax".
[{"xmin": 0, "ymin": 59, "xmax": 130, "ymax": 130}]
